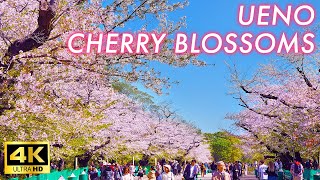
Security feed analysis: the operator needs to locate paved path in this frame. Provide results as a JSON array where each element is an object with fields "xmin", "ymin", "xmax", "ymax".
[
  {"xmin": 134, "ymin": 174, "xmax": 257, "ymax": 180},
  {"xmin": 134, "ymin": 174, "xmax": 212, "ymax": 180},
  {"xmin": 196, "ymin": 174, "xmax": 213, "ymax": 179},
  {"xmin": 240, "ymin": 175, "xmax": 258, "ymax": 180}
]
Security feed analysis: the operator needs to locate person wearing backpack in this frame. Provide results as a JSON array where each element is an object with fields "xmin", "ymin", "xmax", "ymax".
[
  {"xmin": 102, "ymin": 165, "xmax": 114, "ymax": 180},
  {"xmin": 258, "ymin": 160, "xmax": 268, "ymax": 180},
  {"xmin": 232, "ymin": 162, "xmax": 240, "ymax": 180},
  {"xmin": 290, "ymin": 159, "xmax": 304, "ymax": 180},
  {"xmin": 114, "ymin": 164, "xmax": 122, "ymax": 180}
]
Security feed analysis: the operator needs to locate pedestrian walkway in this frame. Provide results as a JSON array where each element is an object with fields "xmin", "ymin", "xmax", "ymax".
[
  {"xmin": 196, "ymin": 174, "xmax": 213, "ymax": 179},
  {"xmin": 240, "ymin": 174, "xmax": 257, "ymax": 180},
  {"xmin": 134, "ymin": 174, "xmax": 213, "ymax": 180},
  {"xmin": 134, "ymin": 174, "xmax": 257, "ymax": 180}
]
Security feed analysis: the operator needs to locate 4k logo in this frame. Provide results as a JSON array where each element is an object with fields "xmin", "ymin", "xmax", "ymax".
[{"xmin": 4, "ymin": 142, "xmax": 50, "ymax": 174}]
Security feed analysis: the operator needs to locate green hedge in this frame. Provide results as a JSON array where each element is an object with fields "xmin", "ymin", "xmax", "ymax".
[
  {"xmin": 8, "ymin": 165, "xmax": 155, "ymax": 180},
  {"xmin": 283, "ymin": 169, "xmax": 320, "ymax": 180},
  {"xmin": 254, "ymin": 169, "xmax": 320, "ymax": 180},
  {"xmin": 8, "ymin": 167, "xmax": 87, "ymax": 180}
]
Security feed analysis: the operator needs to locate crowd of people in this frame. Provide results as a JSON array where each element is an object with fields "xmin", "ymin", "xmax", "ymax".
[
  {"xmin": 256, "ymin": 158, "xmax": 319, "ymax": 180},
  {"xmin": 82, "ymin": 159, "xmax": 252, "ymax": 180},
  {"xmin": 210, "ymin": 161, "xmax": 250, "ymax": 180},
  {"xmin": 86, "ymin": 160, "xmax": 185, "ymax": 180},
  {"xmin": 52, "ymin": 157, "xmax": 320, "ymax": 180}
]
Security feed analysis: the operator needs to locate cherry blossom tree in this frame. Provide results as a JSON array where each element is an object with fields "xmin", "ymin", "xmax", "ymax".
[
  {"xmin": 0, "ymin": 0, "xmax": 206, "ymax": 115},
  {"xmin": 0, "ymin": 64, "xmax": 205, "ymax": 166},
  {"xmin": 186, "ymin": 142, "xmax": 212, "ymax": 163},
  {"xmin": 227, "ymin": 53, "xmax": 320, "ymax": 162},
  {"xmin": 0, "ymin": 0, "xmax": 208, "ymax": 168}
]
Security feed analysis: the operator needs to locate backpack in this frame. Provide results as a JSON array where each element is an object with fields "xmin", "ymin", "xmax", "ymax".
[
  {"xmin": 105, "ymin": 170, "xmax": 113, "ymax": 179},
  {"xmin": 233, "ymin": 168, "xmax": 239, "ymax": 178},
  {"xmin": 115, "ymin": 170, "xmax": 121, "ymax": 179},
  {"xmin": 294, "ymin": 164, "xmax": 302, "ymax": 174}
]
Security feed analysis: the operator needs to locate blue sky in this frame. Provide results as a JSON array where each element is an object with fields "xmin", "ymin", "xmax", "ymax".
[{"xmin": 143, "ymin": 0, "xmax": 320, "ymax": 133}]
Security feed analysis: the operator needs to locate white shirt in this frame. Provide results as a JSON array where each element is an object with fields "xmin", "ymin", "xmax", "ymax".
[
  {"xmin": 259, "ymin": 164, "xmax": 268, "ymax": 180},
  {"xmin": 279, "ymin": 162, "xmax": 283, "ymax": 170},
  {"xmin": 190, "ymin": 165, "xmax": 195, "ymax": 178},
  {"xmin": 274, "ymin": 162, "xmax": 279, "ymax": 171},
  {"xmin": 122, "ymin": 174, "xmax": 134, "ymax": 180},
  {"xmin": 162, "ymin": 172, "xmax": 175, "ymax": 180},
  {"xmin": 129, "ymin": 165, "xmax": 135, "ymax": 174}
]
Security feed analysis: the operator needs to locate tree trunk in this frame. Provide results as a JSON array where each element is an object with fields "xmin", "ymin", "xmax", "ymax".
[
  {"xmin": 278, "ymin": 152, "xmax": 302, "ymax": 170},
  {"xmin": 77, "ymin": 154, "xmax": 92, "ymax": 168},
  {"xmin": 0, "ymin": 0, "xmax": 57, "ymax": 115},
  {"xmin": 76, "ymin": 138, "xmax": 111, "ymax": 167}
]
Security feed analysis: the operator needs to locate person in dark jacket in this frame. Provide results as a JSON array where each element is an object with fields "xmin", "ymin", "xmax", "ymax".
[
  {"xmin": 88, "ymin": 166, "xmax": 99, "ymax": 180},
  {"xmin": 211, "ymin": 161, "xmax": 217, "ymax": 174},
  {"xmin": 313, "ymin": 159, "xmax": 319, "ymax": 170},
  {"xmin": 101, "ymin": 165, "xmax": 114, "ymax": 180},
  {"xmin": 183, "ymin": 160, "xmax": 198, "ymax": 180},
  {"xmin": 58, "ymin": 158, "xmax": 65, "ymax": 171},
  {"xmin": 232, "ymin": 162, "xmax": 240, "ymax": 180}
]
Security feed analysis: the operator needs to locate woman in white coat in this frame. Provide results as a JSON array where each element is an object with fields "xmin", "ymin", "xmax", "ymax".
[
  {"xmin": 160, "ymin": 165, "xmax": 175, "ymax": 180},
  {"xmin": 122, "ymin": 167, "xmax": 134, "ymax": 180}
]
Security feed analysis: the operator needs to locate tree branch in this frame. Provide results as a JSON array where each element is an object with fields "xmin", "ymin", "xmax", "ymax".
[
  {"xmin": 240, "ymin": 85, "xmax": 305, "ymax": 109},
  {"xmin": 296, "ymin": 67, "xmax": 316, "ymax": 90},
  {"xmin": 5, "ymin": 0, "xmax": 57, "ymax": 59},
  {"xmin": 238, "ymin": 96, "xmax": 279, "ymax": 118}
]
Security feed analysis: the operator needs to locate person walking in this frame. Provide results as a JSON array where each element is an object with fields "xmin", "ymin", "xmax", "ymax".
[
  {"xmin": 123, "ymin": 167, "xmax": 134, "ymax": 180},
  {"xmin": 129, "ymin": 163, "xmax": 135, "ymax": 177},
  {"xmin": 232, "ymin": 162, "xmax": 240, "ymax": 180},
  {"xmin": 157, "ymin": 162, "xmax": 163, "ymax": 174},
  {"xmin": 101, "ymin": 164, "xmax": 114, "ymax": 180},
  {"xmin": 196, "ymin": 162, "xmax": 201, "ymax": 179},
  {"xmin": 114, "ymin": 164, "xmax": 122, "ymax": 180},
  {"xmin": 305, "ymin": 160, "xmax": 312, "ymax": 169},
  {"xmin": 211, "ymin": 161, "xmax": 231, "ymax": 180},
  {"xmin": 277, "ymin": 159, "xmax": 283, "ymax": 170},
  {"xmin": 173, "ymin": 161, "xmax": 179, "ymax": 175},
  {"xmin": 183, "ymin": 160, "xmax": 198, "ymax": 180},
  {"xmin": 58, "ymin": 158, "xmax": 65, "ymax": 171},
  {"xmin": 258, "ymin": 160, "xmax": 268, "ymax": 180},
  {"xmin": 313, "ymin": 159, "xmax": 319, "ymax": 170},
  {"xmin": 160, "ymin": 164, "xmax": 175, "ymax": 180},
  {"xmin": 88, "ymin": 166, "xmax": 99, "ymax": 180},
  {"xmin": 211, "ymin": 161, "xmax": 217, "ymax": 175},
  {"xmin": 137, "ymin": 165, "xmax": 144, "ymax": 180},
  {"xmin": 201, "ymin": 163, "xmax": 206, "ymax": 177},
  {"xmin": 244, "ymin": 163, "xmax": 248, "ymax": 176},
  {"xmin": 238, "ymin": 161, "xmax": 242, "ymax": 176},
  {"xmin": 266, "ymin": 161, "xmax": 277, "ymax": 180},
  {"xmin": 147, "ymin": 166, "xmax": 157, "ymax": 180},
  {"xmin": 290, "ymin": 159, "xmax": 304, "ymax": 180}
]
